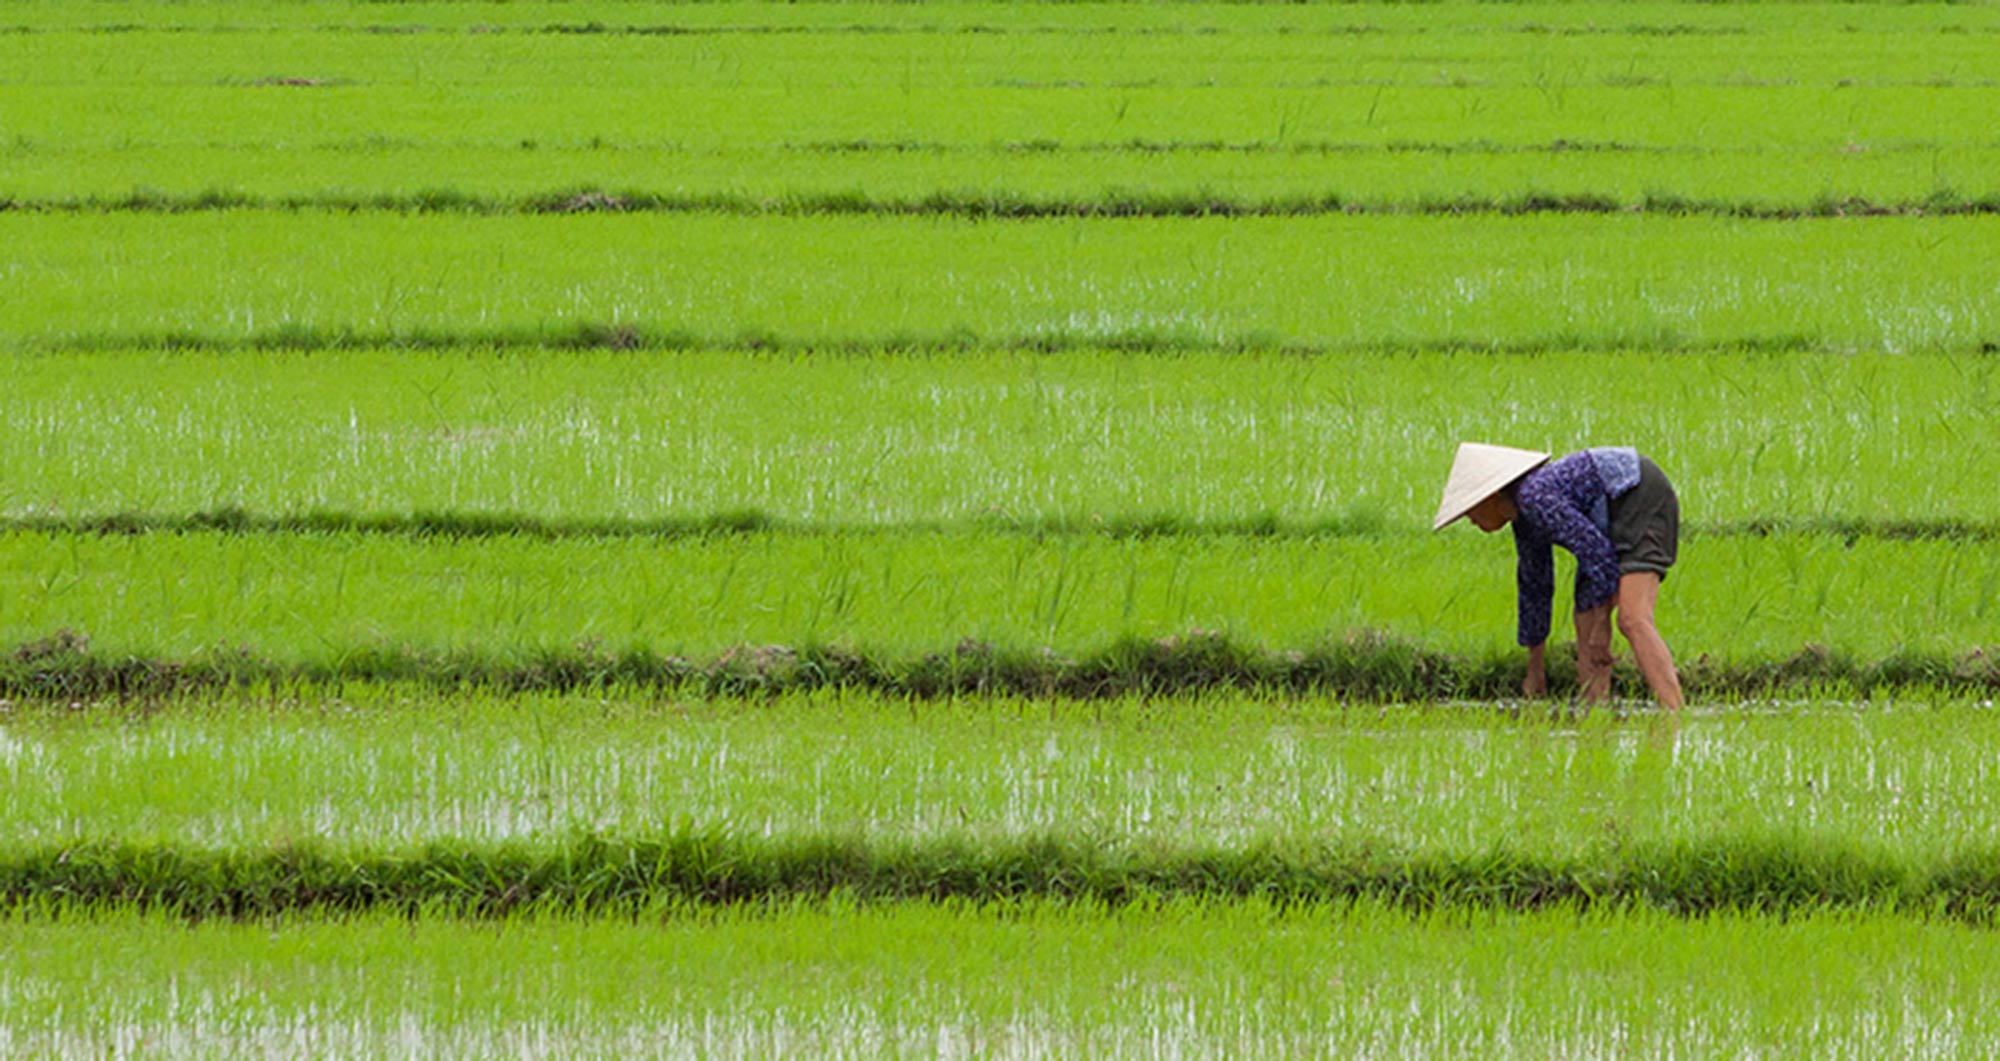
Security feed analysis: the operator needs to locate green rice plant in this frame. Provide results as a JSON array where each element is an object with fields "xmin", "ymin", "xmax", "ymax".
[
  {"xmin": 6, "ymin": 5, "xmax": 1997, "ymax": 1051},
  {"xmin": 8, "ymin": 213, "xmax": 1996, "ymax": 353},
  {"xmin": 6, "ymin": 900, "xmax": 2000, "ymax": 1055},
  {"xmin": 6, "ymin": 0, "xmax": 2000, "ymax": 232},
  {"xmin": 5, "ymin": 1, "xmax": 1996, "ymax": 165},
  {"xmin": 4, "ymin": 691, "xmax": 1999, "ymax": 857},
  {"xmin": 4, "ymin": 349, "xmax": 1992, "ymax": 526},
  {"xmin": 0, "ymin": 528, "xmax": 1994, "ymax": 678}
]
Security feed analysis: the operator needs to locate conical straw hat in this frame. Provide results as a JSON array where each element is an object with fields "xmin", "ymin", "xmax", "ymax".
[{"xmin": 1432, "ymin": 442, "xmax": 1550, "ymax": 530}]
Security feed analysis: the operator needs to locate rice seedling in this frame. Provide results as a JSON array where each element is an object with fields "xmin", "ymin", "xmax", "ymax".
[
  {"xmin": 6, "ymin": 901, "xmax": 2000, "ymax": 1056},
  {"xmin": 4, "ymin": 349, "xmax": 1993, "ymax": 526},
  {"xmin": 0, "ymin": 688, "xmax": 1992, "ymax": 852},
  {"xmin": 2, "ymin": 691, "xmax": 1997, "ymax": 861},
  {"xmin": 6, "ymin": 212, "xmax": 1996, "ymax": 354},
  {"xmin": 1, "ymin": 0, "xmax": 1995, "ymax": 1046},
  {"xmin": 0, "ymin": 528, "xmax": 1993, "ymax": 691},
  {"xmin": 5, "ymin": 0, "xmax": 1998, "ymax": 241},
  {"xmin": 6, "ymin": 0, "xmax": 1996, "ymax": 164}
]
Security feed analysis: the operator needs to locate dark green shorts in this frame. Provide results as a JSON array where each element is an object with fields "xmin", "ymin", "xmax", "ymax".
[{"xmin": 1608, "ymin": 455, "xmax": 1679, "ymax": 580}]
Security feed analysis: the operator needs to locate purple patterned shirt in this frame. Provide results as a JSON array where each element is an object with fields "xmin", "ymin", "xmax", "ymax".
[{"xmin": 1511, "ymin": 448, "xmax": 1641, "ymax": 647}]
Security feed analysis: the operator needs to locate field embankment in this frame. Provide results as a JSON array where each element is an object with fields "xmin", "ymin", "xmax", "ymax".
[{"xmin": 11, "ymin": 832, "xmax": 2000, "ymax": 918}]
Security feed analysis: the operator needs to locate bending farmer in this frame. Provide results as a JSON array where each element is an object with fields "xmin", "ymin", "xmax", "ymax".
[{"xmin": 1433, "ymin": 443, "xmax": 1684, "ymax": 711}]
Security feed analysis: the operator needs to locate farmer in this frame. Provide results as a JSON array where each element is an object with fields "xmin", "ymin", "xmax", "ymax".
[{"xmin": 1433, "ymin": 443, "xmax": 1684, "ymax": 711}]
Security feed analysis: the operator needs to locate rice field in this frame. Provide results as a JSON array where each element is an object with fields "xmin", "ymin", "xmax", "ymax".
[
  {"xmin": 4, "ymin": 349, "xmax": 1994, "ymax": 525},
  {"xmin": 7, "ymin": 0, "xmax": 2000, "ymax": 213},
  {"xmin": 9, "ymin": 213, "xmax": 2000, "ymax": 353},
  {"xmin": 3, "ymin": 528, "xmax": 1996, "ymax": 677},
  {"xmin": 7, "ymin": 692, "xmax": 1997, "ymax": 853},
  {"xmin": 9, "ymin": 903, "xmax": 2000, "ymax": 1057},
  {"xmin": 7, "ymin": 0, "xmax": 1998, "ymax": 1053}
]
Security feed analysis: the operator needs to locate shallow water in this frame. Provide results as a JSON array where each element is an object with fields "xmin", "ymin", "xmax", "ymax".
[
  {"xmin": 3, "ymin": 694, "xmax": 1996, "ymax": 854},
  {"xmin": 4, "ymin": 904, "xmax": 1993, "ymax": 1059}
]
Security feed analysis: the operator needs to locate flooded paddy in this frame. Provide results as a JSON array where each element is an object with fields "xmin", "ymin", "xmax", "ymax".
[
  {"xmin": 4, "ymin": 692, "xmax": 1996, "ymax": 855},
  {"xmin": 5, "ymin": 902, "xmax": 1996, "ymax": 1058}
]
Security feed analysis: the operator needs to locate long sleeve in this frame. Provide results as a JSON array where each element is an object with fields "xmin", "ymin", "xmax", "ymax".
[
  {"xmin": 1515, "ymin": 470, "xmax": 1622, "ymax": 618},
  {"xmin": 1514, "ymin": 523, "xmax": 1555, "ymax": 647}
]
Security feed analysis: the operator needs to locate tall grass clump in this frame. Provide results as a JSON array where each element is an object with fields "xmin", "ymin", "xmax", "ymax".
[{"xmin": 2, "ymin": 832, "xmax": 1997, "ymax": 919}]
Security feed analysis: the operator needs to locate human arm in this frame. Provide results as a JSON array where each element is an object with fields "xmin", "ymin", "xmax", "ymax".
[
  {"xmin": 1514, "ymin": 522, "xmax": 1555, "ymax": 649},
  {"xmin": 1514, "ymin": 472, "xmax": 1622, "ymax": 616}
]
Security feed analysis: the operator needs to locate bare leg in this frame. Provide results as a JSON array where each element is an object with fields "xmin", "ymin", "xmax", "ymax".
[
  {"xmin": 1574, "ymin": 602, "xmax": 1616, "ymax": 704},
  {"xmin": 1614, "ymin": 572, "xmax": 1684, "ymax": 711}
]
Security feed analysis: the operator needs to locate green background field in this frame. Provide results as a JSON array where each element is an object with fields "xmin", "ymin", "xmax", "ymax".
[
  {"xmin": 12, "ymin": 902, "xmax": 2000, "ymax": 1055},
  {"xmin": 5, "ymin": 0, "xmax": 1999, "ymax": 1052}
]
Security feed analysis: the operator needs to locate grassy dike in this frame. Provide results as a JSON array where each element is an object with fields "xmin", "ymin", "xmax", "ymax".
[
  {"xmin": 5, "ymin": 832, "xmax": 2000, "ymax": 919},
  {"xmin": 3, "ymin": 633, "xmax": 1995, "ymax": 701},
  {"xmin": 10, "ymin": 187, "xmax": 2000, "ymax": 219}
]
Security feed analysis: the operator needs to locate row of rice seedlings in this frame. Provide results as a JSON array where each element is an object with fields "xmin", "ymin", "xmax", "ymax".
[
  {"xmin": 19, "ymin": 80, "xmax": 1996, "ymax": 176},
  {"xmin": 5, "ymin": 689, "xmax": 1996, "ymax": 851},
  {"xmin": 4, "ymin": 348, "xmax": 1989, "ymax": 525},
  {"xmin": 3, "ymin": 0, "xmax": 1984, "ymax": 35},
  {"xmin": 9, "ymin": 899, "xmax": 1999, "ymax": 1055},
  {"xmin": 2, "ymin": 529, "xmax": 1993, "ymax": 669},
  {"xmin": 9, "ymin": 7, "xmax": 1995, "ymax": 153},
  {"xmin": 16, "ymin": 8, "xmax": 1991, "ymax": 74},
  {"xmin": 8, "ymin": 213, "xmax": 2000, "ymax": 352}
]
